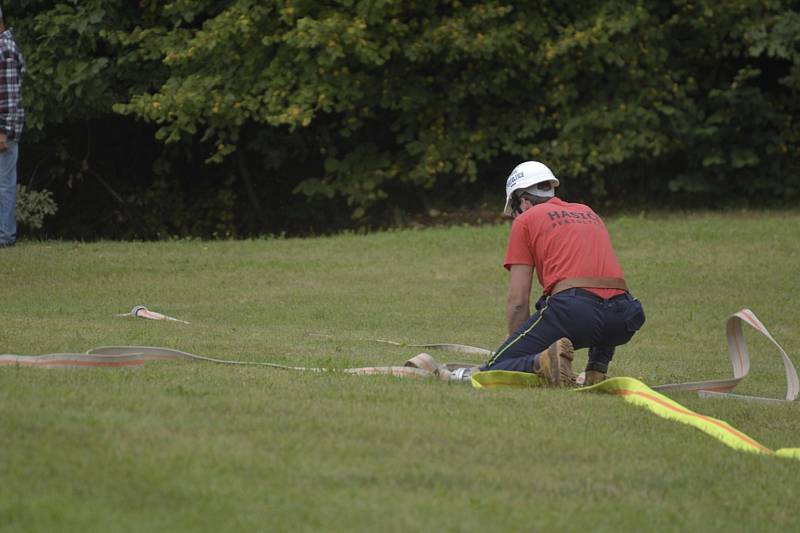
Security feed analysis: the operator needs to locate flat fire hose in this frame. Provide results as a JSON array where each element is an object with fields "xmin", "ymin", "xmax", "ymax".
[
  {"xmin": 0, "ymin": 308, "xmax": 795, "ymax": 397},
  {"xmin": 0, "ymin": 344, "xmax": 445, "ymax": 377},
  {"xmin": 383, "ymin": 308, "xmax": 800, "ymax": 401},
  {"xmin": 649, "ymin": 308, "xmax": 798, "ymax": 402},
  {"xmin": 470, "ymin": 371, "xmax": 800, "ymax": 460},
  {"xmin": 583, "ymin": 376, "xmax": 800, "ymax": 459},
  {"xmin": 1, "ymin": 308, "xmax": 796, "ymax": 459},
  {"xmin": 468, "ymin": 308, "xmax": 800, "ymax": 460}
]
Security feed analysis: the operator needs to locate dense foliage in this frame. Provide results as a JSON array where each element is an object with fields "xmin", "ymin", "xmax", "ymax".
[{"xmin": 10, "ymin": 0, "xmax": 800, "ymax": 238}]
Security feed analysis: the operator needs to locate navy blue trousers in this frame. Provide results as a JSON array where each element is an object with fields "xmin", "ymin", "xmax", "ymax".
[{"xmin": 483, "ymin": 288, "xmax": 645, "ymax": 373}]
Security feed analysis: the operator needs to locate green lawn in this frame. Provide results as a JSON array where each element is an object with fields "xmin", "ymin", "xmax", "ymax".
[{"xmin": 1, "ymin": 211, "xmax": 799, "ymax": 532}]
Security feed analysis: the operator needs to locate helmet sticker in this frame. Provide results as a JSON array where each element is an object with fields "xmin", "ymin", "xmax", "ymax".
[{"xmin": 508, "ymin": 170, "xmax": 524, "ymax": 190}]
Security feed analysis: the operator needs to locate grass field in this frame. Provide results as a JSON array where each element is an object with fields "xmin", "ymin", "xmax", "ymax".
[{"xmin": 1, "ymin": 211, "xmax": 799, "ymax": 532}]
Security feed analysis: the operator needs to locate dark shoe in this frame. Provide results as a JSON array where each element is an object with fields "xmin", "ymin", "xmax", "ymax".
[{"xmin": 535, "ymin": 338, "xmax": 575, "ymax": 387}]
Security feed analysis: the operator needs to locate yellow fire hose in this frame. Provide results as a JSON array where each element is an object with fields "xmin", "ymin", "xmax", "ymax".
[
  {"xmin": 471, "ymin": 371, "xmax": 800, "ymax": 459},
  {"xmin": 469, "ymin": 308, "xmax": 799, "ymax": 459}
]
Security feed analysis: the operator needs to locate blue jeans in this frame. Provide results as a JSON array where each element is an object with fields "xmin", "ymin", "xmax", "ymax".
[
  {"xmin": 0, "ymin": 141, "xmax": 18, "ymax": 246},
  {"xmin": 483, "ymin": 288, "xmax": 646, "ymax": 373}
]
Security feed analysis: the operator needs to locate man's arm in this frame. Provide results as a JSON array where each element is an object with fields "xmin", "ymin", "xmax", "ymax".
[
  {"xmin": 506, "ymin": 264, "xmax": 533, "ymax": 335},
  {"xmin": 0, "ymin": 46, "xmax": 22, "ymax": 152},
  {"xmin": 0, "ymin": 52, "xmax": 9, "ymax": 152}
]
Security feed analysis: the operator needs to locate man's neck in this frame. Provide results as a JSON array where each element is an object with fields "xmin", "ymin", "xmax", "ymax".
[{"xmin": 531, "ymin": 196, "xmax": 555, "ymax": 206}]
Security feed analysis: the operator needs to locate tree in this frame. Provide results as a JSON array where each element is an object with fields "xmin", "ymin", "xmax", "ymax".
[{"xmin": 11, "ymin": 0, "xmax": 800, "ymax": 239}]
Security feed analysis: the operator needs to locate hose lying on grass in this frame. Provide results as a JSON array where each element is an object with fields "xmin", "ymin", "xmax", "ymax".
[
  {"xmin": 2, "ymin": 308, "xmax": 797, "ymax": 459},
  {"xmin": 1, "ymin": 308, "xmax": 796, "ymax": 401}
]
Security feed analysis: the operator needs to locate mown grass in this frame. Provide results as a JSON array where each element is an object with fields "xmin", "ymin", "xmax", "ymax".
[{"xmin": 1, "ymin": 211, "xmax": 799, "ymax": 532}]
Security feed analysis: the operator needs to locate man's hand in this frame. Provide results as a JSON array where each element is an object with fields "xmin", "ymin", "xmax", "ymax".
[
  {"xmin": 0, "ymin": 131, "xmax": 8, "ymax": 152},
  {"xmin": 506, "ymin": 264, "xmax": 533, "ymax": 335}
]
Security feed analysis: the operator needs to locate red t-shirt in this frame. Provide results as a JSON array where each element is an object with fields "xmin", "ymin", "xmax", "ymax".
[{"xmin": 503, "ymin": 197, "xmax": 624, "ymax": 298}]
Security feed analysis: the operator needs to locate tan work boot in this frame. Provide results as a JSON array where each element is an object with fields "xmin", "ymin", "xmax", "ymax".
[
  {"xmin": 534, "ymin": 338, "xmax": 576, "ymax": 387},
  {"xmin": 583, "ymin": 370, "xmax": 608, "ymax": 386}
]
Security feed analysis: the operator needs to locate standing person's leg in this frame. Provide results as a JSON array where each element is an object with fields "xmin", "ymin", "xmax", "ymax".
[{"xmin": 0, "ymin": 141, "xmax": 18, "ymax": 247}]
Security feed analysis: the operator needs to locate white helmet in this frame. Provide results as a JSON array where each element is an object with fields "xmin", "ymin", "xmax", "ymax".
[{"xmin": 503, "ymin": 161, "xmax": 559, "ymax": 216}]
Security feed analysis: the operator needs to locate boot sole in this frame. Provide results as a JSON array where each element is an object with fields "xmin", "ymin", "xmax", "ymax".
[{"xmin": 540, "ymin": 338, "xmax": 576, "ymax": 387}]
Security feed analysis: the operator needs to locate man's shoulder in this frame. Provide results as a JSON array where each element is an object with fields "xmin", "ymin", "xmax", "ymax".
[
  {"xmin": 0, "ymin": 36, "xmax": 14, "ymax": 54},
  {"xmin": 0, "ymin": 30, "xmax": 20, "ymax": 50}
]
